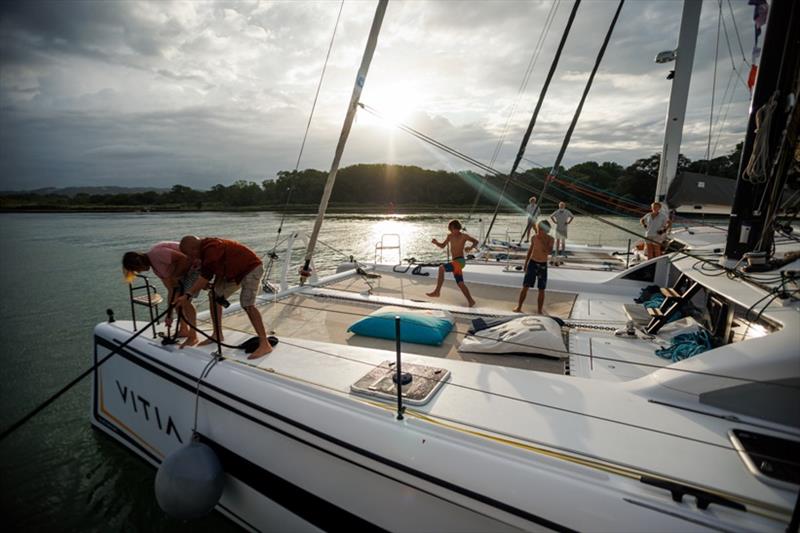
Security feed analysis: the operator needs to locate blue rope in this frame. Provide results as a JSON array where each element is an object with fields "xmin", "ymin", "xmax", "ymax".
[{"xmin": 655, "ymin": 329, "xmax": 714, "ymax": 362}]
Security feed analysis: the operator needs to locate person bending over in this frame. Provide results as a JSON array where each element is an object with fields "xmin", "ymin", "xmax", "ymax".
[
  {"xmin": 513, "ymin": 220, "xmax": 554, "ymax": 314},
  {"xmin": 426, "ymin": 219, "xmax": 478, "ymax": 307},
  {"xmin": 177, "ymin": 236, "xmax": 272, "ymax": 359},
  {"xmin": 122, "ymin": 242, "xmax": 199, "ymax": 347}
]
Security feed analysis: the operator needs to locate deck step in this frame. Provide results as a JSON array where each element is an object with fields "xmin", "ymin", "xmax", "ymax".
[{"xmin": 132, "ymin": 293, "xmax": 163, "ymax": 306}]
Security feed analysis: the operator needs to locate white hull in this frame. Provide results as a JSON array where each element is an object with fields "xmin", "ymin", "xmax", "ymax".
[{"xmin": 91, "ymin": 299, "xmax": 794, "ymax": 531}]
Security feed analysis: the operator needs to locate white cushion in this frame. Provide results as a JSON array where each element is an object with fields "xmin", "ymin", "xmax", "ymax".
[{"xmin": 458, "ymin": 316, "xmax": 567, "ymax": 359}]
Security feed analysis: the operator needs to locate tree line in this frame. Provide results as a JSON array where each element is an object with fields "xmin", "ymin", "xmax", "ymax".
[{"xmin": 1, "ymin": 144, "xmax": 741, "ymax": 212}]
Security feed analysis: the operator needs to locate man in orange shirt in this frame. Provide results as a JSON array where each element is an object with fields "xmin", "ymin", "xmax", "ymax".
[
  {"xmin": 513, "ymin": 220, "xmax": 554, "ymax": 314},
  {"xmin": 177, "ymin": 236, "xmax": 272, "ymax": 359}
]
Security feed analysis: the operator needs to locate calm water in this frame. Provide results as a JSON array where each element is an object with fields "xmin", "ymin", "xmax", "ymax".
[{"xmin": 0, "ymin": 211, "xmax": 641, "ymax": 531}]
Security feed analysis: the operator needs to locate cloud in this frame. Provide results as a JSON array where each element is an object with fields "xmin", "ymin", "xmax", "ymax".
[{"xmin": 0, "ymin": 0, "xmax": 758, "ymax": 189}]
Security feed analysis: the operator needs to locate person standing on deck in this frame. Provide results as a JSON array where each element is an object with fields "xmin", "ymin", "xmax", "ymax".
[
  {"xmin": 122, "ymin": 242, "xmax": 199, "ymax": 347},
  {"xmin": 550, "ymin": 201, "xmax": 574, "ymax": 265},
  {"xmin": 513, "ymin": 220, "xmax": 554, "ymax": 314},
  {"xmin": 176, "ymin": 236, "xmax": 272, "ymax": 359},
  {"xmin": 426, "ymin": 220, "xmax": 479, "ymax": 307},
  {"xmin": 521, "ymin": 196, "xmax": 541, "ymax": 241},
  {"xmin": 640, "ymin": 202, "xmax": 671, "ymax": 259}
]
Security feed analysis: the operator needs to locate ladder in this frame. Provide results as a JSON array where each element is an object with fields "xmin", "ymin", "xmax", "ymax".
[
  {"xmin": 375, "ymin": 234, "xmax": 402, "ymax": 265},
  {"xmin": 128, "ymin": 274, "xmax": 164, "ymax": 338},
  {"xmin": 645, "ymin": 273, "xmax": 701, "ymax": 335}
]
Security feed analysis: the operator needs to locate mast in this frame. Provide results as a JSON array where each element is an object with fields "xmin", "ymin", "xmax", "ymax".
[
  {"xmin": 653, "ymin": 0, "xmax": 702, "ymax": 205},
  {"xmin": 724, "ymin": 0, "xmax": 799, "ymax": 260},
  {"xmin": 302, "ymin": 0, "xmax": 389, "ymax": 273}
]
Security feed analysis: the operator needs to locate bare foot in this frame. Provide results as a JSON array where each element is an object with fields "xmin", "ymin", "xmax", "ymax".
[
  {"xmin": 247, "ymin": 341, "xmax": 273, "ymax": 360},
  {"xmin": 512, "ymin": 307, "xmax": 522, "ymax": 313},
  {"xmin": 426, "ymin": 291, "xmax": 440, "ymax": 298},
  {"xmin": 179, "ymin": 336, "xmax": 198, "ymax": 349},
  {"xmin": 197, "ymin": 336, "xmax": 223, "ymax": 347},
  {"xmin": 467, "ymin": 299, "xmax": 476, "ymax": 307}
]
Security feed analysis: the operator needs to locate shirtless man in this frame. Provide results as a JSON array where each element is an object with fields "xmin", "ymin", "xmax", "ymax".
[
  {"xmin": 176, "ymin": 236, "xmax": 272, "ymax": 359},
  {"xmin": 122, "ymin": 242, "xmax": 199, "ymax": 347},
  {"xmin": 513, "ymin": 220, "xmax": 554, "ymax": 314},
  {"xmin": 426, "ymin": 219, "xmax": 478, "ymax": 307}
]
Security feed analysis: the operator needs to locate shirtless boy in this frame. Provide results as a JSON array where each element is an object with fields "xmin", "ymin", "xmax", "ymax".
[
  {"xmin": 426, "ymin": 219, "xmax": 479, "ymax": 307},
  {"xmin": 513, "ymin": 220, "xmax": 554, "ymax": 314}
]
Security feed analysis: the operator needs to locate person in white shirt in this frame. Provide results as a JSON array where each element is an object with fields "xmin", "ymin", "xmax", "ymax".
[
  {"xmin": 550, "ymin": 202, "xmax": 574, "ymax": 265},
  {"xmin": 640, "ymin": 202, "xmax": 671, "ymax": 259},
  {"xmin": 521, "ymin": 196, "xmax": 541, "ymax": 241}
]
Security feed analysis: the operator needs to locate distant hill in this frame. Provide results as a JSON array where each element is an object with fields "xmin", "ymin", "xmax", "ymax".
[{"xmin": 0, "ymin": 186, "xmax": 170, "ymax": 197}]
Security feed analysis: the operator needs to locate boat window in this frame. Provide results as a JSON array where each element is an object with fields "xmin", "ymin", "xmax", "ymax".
[
  {"xmin": 621, "ymin": 261, "xmax": 655, "ymax": 282},
  {"xmin": 729, "ymin": 429, "xmax": 800, "ymax": 488}
]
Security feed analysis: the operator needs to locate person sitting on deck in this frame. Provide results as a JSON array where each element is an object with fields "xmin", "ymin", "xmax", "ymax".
[
  {"xmin": 521, "ymin": 195, "xmax": 541, "ymax": 241},
  {"xmin": 426, "ymin": 219, "xmax": 479, "ymax": 307},
  {"xmin": 122, "ymin": 242, "xmax": 199, "ymax": 347},
  {"xmin": 640, "ymin": 202, "xmax": 671, "ymax": 259},
  {"xmin": 513, "ymin": 220, "xmax": 554, "ymax": 315},
  {"xmin": 176, "ymin": 236, "xmax": 272, "ymax": 359},
  {"xmin": 550, "ymin": 201, "xmax": 574, "ymax": 265}
]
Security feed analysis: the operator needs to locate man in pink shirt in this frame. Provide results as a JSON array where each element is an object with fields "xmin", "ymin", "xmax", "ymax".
[{"xmin": 122, "ymin": 242, "xmax": 199, "ymax": 347}]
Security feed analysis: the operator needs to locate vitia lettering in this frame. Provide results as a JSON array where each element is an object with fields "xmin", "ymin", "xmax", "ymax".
[
  {"xmin": 138, "ymin": 396, "xmax": 150, "ymax": 421},
  {"xmin": 110, "ymin": 380, "xmax": 182, "ymax": 444},
  {"xmin": 116, "ymin": 381, "xmax": 129, "ymax": 403},
  {"xmin": 166, "ymin": 416, "xmax": 183, "ymax": 444}
]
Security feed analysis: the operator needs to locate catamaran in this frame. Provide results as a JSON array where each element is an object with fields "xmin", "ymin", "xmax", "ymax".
[{"xmin": 88, "ymin": 0, "xmax": 799, "ymax": 531}]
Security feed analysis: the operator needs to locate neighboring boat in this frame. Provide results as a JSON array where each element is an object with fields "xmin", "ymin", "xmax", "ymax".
[{"xmin": 90, "ymin": 1, "xmax": 800, "ymax": 531}]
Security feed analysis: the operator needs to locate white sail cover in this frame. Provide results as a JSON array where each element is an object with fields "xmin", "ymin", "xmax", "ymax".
[{"xmin": 458, "ymin": 316, "xmax": 567, "ymax": 359}]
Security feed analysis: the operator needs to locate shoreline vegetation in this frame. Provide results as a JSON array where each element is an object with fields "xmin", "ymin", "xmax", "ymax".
[{"xmin": 1, "ymin": 147, "xmax": 740, "ymax": 214}]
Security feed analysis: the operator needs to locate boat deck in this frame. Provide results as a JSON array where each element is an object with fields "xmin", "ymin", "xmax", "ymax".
[{"xmin": 216, "ymin": 270, "xmax": 577, "ymax": 372}]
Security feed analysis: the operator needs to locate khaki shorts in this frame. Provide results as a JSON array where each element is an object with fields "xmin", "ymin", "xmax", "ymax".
[{"xmin": 212, "ymin": 263, "xmax": 264, "ymax": 308}]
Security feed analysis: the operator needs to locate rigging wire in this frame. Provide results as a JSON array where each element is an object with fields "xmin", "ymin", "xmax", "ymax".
[
  {"xmin": 294, "ymin": 0, "xmax": 344, "ymax": 173},
  {"xmin": 705, "ymin": 1, "xmax": 723, "ymax": 171},
  {"xmin": 488, "ymin": 0, "xmax": 560, "ymax": 168},
  {"xmin": 726, "ymin": 0, "xmax": 750, "ymax": 66},
  {"xmin": 355, "ymin": 102, "xmax": 798, "ymax": 295},
  {"xmin": 482, "ymin": 0, "xmax": 584, "ymax": 245},
  {"xmin": 466, "ymin": 0, "xmax": 561, "ymax": 224},
  {"xmin": 263, "ymin": 0, "xmax": 344, "ymax": 277}
]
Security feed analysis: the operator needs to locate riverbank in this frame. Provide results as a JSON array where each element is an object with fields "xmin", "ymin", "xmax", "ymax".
[{"xmin": 0, "ymin": 203, "xmax": 531, "ymax": 214}]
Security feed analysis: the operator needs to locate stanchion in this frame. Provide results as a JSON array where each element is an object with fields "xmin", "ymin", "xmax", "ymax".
[{"xmin": 394, "ymin": 316, "xmax": 405, "ymax": 420}]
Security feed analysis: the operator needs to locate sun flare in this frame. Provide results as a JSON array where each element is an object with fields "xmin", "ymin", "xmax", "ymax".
[{"xmin": 362, "ymin": 84, "xmax": 420, "ymax": 127}]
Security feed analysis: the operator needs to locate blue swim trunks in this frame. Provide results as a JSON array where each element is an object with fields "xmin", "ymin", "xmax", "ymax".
[
  {"xmin": 443, "ymin": 256, "xmax": 466, "ymax": 283},
  {"xmin": 523, "ymin": 260, "xmax": 548, "ymax": 289}
]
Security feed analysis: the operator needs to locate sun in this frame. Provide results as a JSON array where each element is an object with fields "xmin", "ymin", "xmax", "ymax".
[{"xmin": 361, "ymin": 83, "xmax": 419, "ymax": 127}]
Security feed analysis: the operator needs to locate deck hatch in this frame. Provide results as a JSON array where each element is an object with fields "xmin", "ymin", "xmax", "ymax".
[{"xmin": 350, "ymin": 361, "xmax": 450, "ymax": 405}]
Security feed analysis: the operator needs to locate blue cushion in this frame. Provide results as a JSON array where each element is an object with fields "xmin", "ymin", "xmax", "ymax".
[{"xmin": 348, "ymin": 308, "xmax": 454, "ymax": 346}]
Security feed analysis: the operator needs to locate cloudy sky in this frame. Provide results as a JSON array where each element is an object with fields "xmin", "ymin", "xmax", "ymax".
[{"xmin": 0, "ymin": 0, "xmax": 758, "ymax": 190}]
